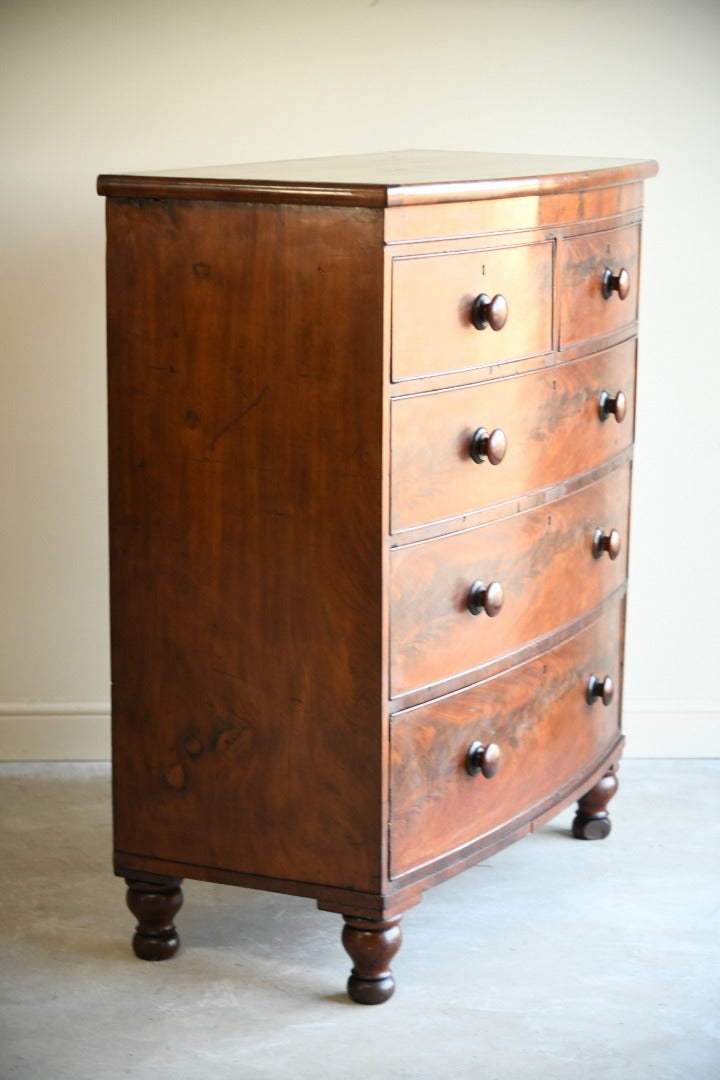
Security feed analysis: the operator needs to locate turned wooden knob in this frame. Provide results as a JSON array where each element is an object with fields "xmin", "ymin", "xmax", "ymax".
[
  {"xmin": 593, "ymin": 527, "xmax": 621, "ymax": 560},
  {"xmin": 602, "ymin": 266, "xmax": 630, "ymax": 300},
  {"xmin": 469, "ymin": 426, "xmax": 507, "ymax": 465},
  {"xmin": 467, "ymin": 579, "xmax": 504, "ymax": 617},
  {"xmin": 466, "ymin": 741, "xmax": 501, "ymax": 778},
  {"xmin": 471, "ymin": 292, "xmax": 508, "ymax": 331},
  {"xmin": 598, "ymin": 389, "xmax": 627, "ymax": 423},
  {"xmin": 587, "ymin": 674, "xmax": 614, "ymax": 706}
]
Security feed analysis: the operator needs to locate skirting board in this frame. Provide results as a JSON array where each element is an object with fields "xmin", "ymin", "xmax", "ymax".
[
  {"xmin": 0, "ymin": 702, "xmax": 718, "ymax": 761},
  {"xmin": 623, "ymin": 705, "xmax": 720, "ymax": 758},
  {"xmin": 0, "ymin": 704, "xmax": 111, "ymax": 761}
]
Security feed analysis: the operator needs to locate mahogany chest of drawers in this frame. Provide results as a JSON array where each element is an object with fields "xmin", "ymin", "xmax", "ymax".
[{"xmin": 98, "ymin": 150, "xmax": 657, "ymax": 1003}]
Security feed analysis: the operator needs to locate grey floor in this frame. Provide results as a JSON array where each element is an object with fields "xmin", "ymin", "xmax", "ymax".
[{"xmin": 1, "ymin": 761, "xmax": 718, "ymax": 1080}]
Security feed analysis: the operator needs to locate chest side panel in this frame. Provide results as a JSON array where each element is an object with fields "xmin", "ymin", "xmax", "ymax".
[{"xmin": 107, "ymin": 198, "xmax": 386, "ymax": 891}]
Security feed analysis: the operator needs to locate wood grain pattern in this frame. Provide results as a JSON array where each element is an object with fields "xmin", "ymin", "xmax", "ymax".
[
  {"xmin": 389, "ymin": 601, "xmax": 623, "ymax": 878},
  {"xmin": 384, "ymin": 183, "xmax": 645, "ymax": 244},
  {"xmin": 98, "ymin": 150, "xmax": 657, "ymax": 207},
  {"xmin": 559, "ymin": 224, "xmax": 640, "ymax": 349},
  {"xmin": 342, "ymin": 915, "xmax": 403, "ymax": 1004},
  {"xmin": 391, "ymin": 339, "xmax": 635, "ymax": 532},
  {"xmin": 391, "ymin": 241, "xmax": 553, "ymax": 381},
  {"xmin": 107, "ymin": 197, "xmax": 387, "ymax": 891},
  {"xmin": 390, "ymin": 464, "xmax": 630, "ymax": 696},
  {"xmin": 101, "ymin": 153, "xmax": 654, "ymax": 998}
]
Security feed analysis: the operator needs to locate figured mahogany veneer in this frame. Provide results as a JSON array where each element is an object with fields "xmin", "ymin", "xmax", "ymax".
[
  {"xmin": 391, "ymin": 240, "xmax": 553, "ymax": 381},
  {"xmin": 391, "ymin": 339, "xmax": 636, "ymax": 533},
  {"xmin": 390, "ymin": 599, "xmax": 624, "ymax": 878},
  {"xmin": 560, "ymin": 224, "xmax": 640, "ymax": 349},
  {"xmin": 390, "ymin": 463, "xmax": 630, "ymax": 696},
  {"xmin": 99, "ymin": 150, "xmax": 656, "ymax": 1005}
]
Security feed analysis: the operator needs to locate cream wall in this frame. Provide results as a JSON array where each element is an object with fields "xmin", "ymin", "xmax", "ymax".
[{"xmin": 1, "ymin": 0, "xmax": 718, "ymax": 759}]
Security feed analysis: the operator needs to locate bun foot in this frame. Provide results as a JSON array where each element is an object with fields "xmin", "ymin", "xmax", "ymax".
[
  {"xmin": 572, "ymin": 815, "xmax": 612, "ymax": 841},
  {"xmin": 572, "ymin": 766, "xmax": 619, "ymax": 841},
  {"xmin": 341, "ymin": 915, "xmax": 402, "ymax": 1005},
  {"xmin": 125, "ymin": 877, "xmax": 184, "ymax": 960}
]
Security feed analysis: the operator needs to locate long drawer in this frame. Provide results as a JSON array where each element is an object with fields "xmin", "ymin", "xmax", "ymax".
[
  {"xmin": 389, "ymin": 600, "xmax": 623, "ymax": 879},
  {"xmin": 390, "ymin": 463, "xmax": 629, "ymax": 697},
  {"xmin": 391, "ymin": 339, "xmax": 635, "ymax": 533},
  {"xmin": 391, "ymin": 241, "xmax": 553, "ymax": 381},
  {"xmin": 559, "ymin": 223, "xmax": 640, "ymax": 349}
]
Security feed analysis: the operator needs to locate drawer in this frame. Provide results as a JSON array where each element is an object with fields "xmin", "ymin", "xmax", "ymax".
[
  {"xmin": 391, "ymin": 241, "xmax": 553, "ymax": 381},
  {"xmin": 390, "ymin": 463, "xmax": 629, "ymax": 697},
  {"xmin": 559, "ymin": 224, "xmax": 640, "ymax": 349},
  {"xmin": 389, "ymin": 601, "xmax": 623, "ymax": 878},
  {"xmin": 391, "ymin": 339, "xmax": 635, "ymax": 533}
]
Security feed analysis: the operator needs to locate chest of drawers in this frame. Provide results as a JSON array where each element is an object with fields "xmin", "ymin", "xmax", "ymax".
[{"xmin": 98, "ymin": 150, "xmax": 656, "ymax": 1004}]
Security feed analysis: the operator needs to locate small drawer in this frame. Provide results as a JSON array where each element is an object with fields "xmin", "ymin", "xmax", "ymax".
[
  {"xmin": 391, "ymin": 241, "xmax": 553, "ymax": 381},
  {"xmin": 559, "ymin": 224, "xmax": 640, "ymax": 349},
  {"xmin": 389, "ymin": 601, "xmax": 623, "ymax": 879},
  {"xmin": 390, "ymin": 464, "xmax": 629, "ymax": 697},
  {"xmin": 391, "ymin": 339, "xmax": 635, "ymax": 533}
]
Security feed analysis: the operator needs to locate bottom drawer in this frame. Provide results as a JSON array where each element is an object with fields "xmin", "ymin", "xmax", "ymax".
[{"xmin": 389, "ymin": 601, "xmax": 623, "ymax": 879}]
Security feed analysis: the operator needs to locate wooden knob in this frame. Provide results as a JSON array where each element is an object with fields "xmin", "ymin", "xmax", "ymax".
[
  {"xmin": 586, "ymin": 674, "xmax": 614, "ymax": 706},
  {"xmin": 602, "ymin": 267, "xmax": 630, "ymax": 300},
  {"xmin": 598, "ymin": 389, "xmax": 627, "ymax": 423},
  {"xmin": 471, "ymin": 292, "xmax": 508, "ymax": 331},
  {"xmin": 469, "ymin": 426, "xmax": 507, "ymax": 465},
  {"xmin": 466, "ymin": 741, "xmax": 501, "ymax": 778},
  {"xmin": 593, "ymin": 528, "xmax": 621, "ymax": 560},
  {"xmin": 467, "ymin": 580, "xmax": 504, "ymax": 617}
]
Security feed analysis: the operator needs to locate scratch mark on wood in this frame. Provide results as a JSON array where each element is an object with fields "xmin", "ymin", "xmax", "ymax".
[{"xmin": 206, "ymin": 386, "xmax": 269, "ymax": 451}]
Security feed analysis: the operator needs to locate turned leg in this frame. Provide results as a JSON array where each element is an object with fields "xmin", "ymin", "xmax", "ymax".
[
  {"xmin": 341, "ymin": 915, "xmax": 402, "ymax": 1005},
  {"xmin": 572, "ymin": 765, "xmax": 619, "ymax": 840},
  {"xmin": 125, "ymin": 877, "xmax": 184, "ymax": 960}
]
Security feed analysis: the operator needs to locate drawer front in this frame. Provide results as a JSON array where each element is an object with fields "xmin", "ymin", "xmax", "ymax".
[
  {"xmin": 390, "ymin": 463, "xmax": 629, "ymax": 697},
  {"xmin": 391, "ymin": 242, "xmax": 553, "ymax": 381},
  {"xmin": 391, "ymin": 339, "xmax": 635, "ymax": 533},
  {"xmin": 559, "ymin": 224, "xmax": 640, "ymax": 349},
  {"xmin": 389, "ymin": 601, "xmax": 623, "ymax": 878}
]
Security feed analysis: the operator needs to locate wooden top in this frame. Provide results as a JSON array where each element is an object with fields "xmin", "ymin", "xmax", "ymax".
[{"xmin": 97, "ymin": 149, "xmax": 658, "ymax": 207}]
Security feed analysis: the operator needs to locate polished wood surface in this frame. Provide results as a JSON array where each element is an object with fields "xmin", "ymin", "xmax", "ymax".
[
  {"xmin": 391, "ymin": 241, "xmax": 553, "ymax": 381},
  {"xmin": 342, "ymin": 915, "xmax": 403, "ymax": 1005},
  {"xmin": 572, "ymin": 766, "xmax": 620, "ymax": 840},
  {"xmin": 102, "ymin": 150, "xmax": 655, "ymax": 1003},
  {"xmin": 385, "ymin": 181, "xmax": 647, "ymax": 245},
  {"xmin": 98, "ymin": 149, "xmax": 657, "ymax": 207},
  {"xmin": 107, "ymin": 197, "xmax": 387, "ymax": 891},
  {"xmin": 125, "ymin": 878, "xmax": 183, "ymax": 961},
  {"xmin": 560, "ymin": 223, "xmax": 640, "ymax": 348},
  {"xmin": 389, "ymin": 601, "xmax": 623, "ymax": 878},
  {"xmin": 391, "ymin": 340, "xmax": 635, "ymax": 533},
  {"xmin": 390, "ymin": 464, "xmax": 630, "ymax": 695}
]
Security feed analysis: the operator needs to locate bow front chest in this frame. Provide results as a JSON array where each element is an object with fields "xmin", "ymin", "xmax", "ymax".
[{"xmin": 98, "ymin": 150, "xmax": 656, "ymax": 1003}]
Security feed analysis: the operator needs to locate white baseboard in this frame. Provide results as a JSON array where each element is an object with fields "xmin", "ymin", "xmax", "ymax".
[
  {"xmin": 0, "ymin": 703, "xmax": 111, "ymax": 761},
  {"xmin": 0, "ymin": 702, "xmax": 717, "ymax": 761},
  {"xmin": 623, "ymin": 705, "xmax": 720, "ymax": 758}
]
